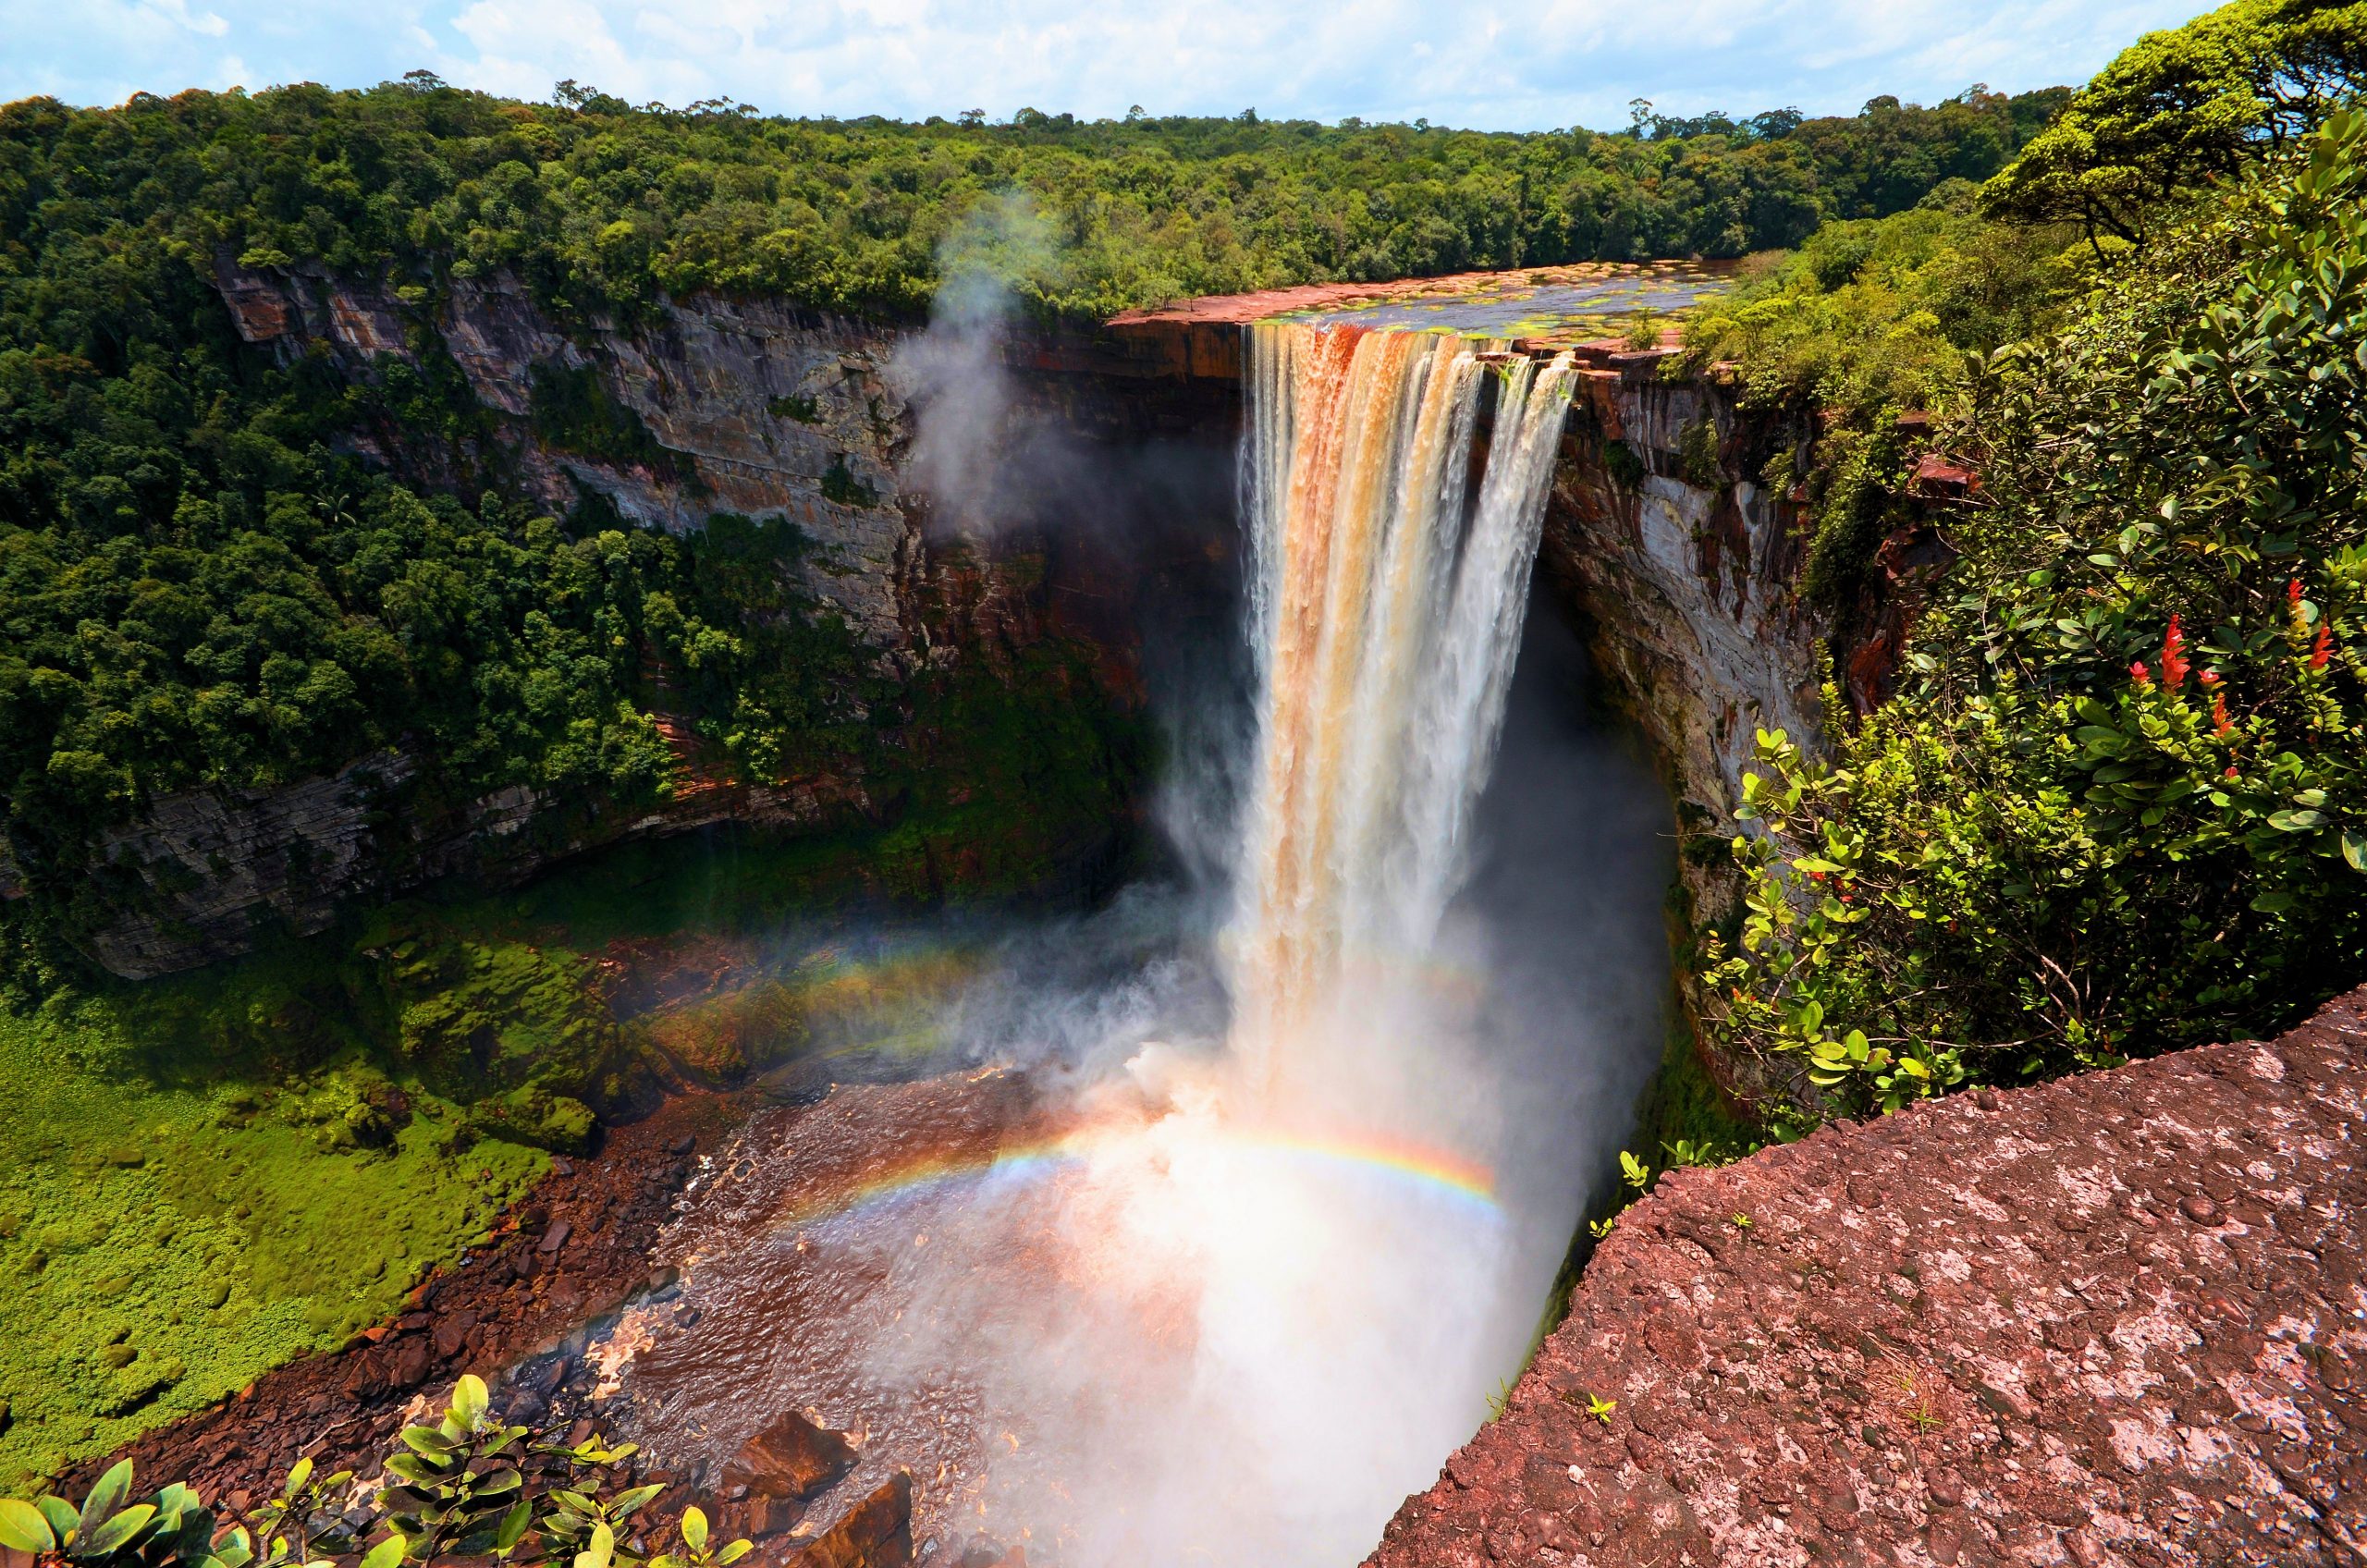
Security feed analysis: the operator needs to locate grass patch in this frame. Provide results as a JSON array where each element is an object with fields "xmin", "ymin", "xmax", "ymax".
[{"xmin": 0, "ymin": 1007, "xmax": 544, "ymax": 1492}]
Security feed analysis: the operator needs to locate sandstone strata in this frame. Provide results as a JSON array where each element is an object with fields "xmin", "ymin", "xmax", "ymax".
[
  {"xmin": 52, "ymin": 261, "xmax": 1234, "ymax": 978},
  {"xmin": 1367, "ymin": 988, "xmax": 2367, "ymax": 1568}
]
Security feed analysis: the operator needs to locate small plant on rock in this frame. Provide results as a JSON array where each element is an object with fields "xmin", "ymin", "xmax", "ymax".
[{"xmin": 0, "ymin": 1378, "xmax": 748, "ymax": 1568}]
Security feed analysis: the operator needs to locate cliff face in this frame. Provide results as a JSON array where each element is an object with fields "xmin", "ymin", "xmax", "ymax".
[
  {"xmin": 77, "ymin": 278, "xmax": 1906, "ymax": 995},
  {"xmin": 216, "ymin": 259, "xmax": 924, "ymax": 645},
  {"xmin": 57, "ymin": 266, "xmax": 1230, "ymax": 980},
  {"xmin": 1538, "ymin": 348, "xmax": 1823, "ymax": 927}
]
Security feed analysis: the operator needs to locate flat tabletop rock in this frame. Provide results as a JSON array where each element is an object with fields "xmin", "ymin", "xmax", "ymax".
[{"xmin": 1367, "ymin": 987, "xmax": 2367, "ymax": 1568}]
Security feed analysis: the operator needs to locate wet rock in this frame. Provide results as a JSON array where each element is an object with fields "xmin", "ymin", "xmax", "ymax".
[
  {"xmin": 785, "ymin": 1474, "xmax": 913, "ymax": 1568},
  {"xmin": 724, "ymin": 1409, "xmax": 859, "ymax": 1502},
  {"xmin": 433, "ymin": 1312, "xmax": 477, "ymax": 1360},
  {"xmin": 388, "ymin": 1337, "xmax": 434, "ymax": 1390},
  {"xmin": 538, "ymin": 1219, "xmax": 572, "ymax": 1255}
]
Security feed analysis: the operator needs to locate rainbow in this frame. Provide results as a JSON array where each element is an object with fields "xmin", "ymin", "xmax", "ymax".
[{"xmin": 770, "ymin": 1123, "xmax": 1501, "ymax": 1234}]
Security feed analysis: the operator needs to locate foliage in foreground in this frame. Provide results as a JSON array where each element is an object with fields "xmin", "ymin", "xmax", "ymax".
[
  {"xmin": 1701, "ymin": 109, "xmax": 2367, "ymax": 1120},
  {"xmin": 0, "ymin": 1377, "xmax": 749, "ymax": 1568}
]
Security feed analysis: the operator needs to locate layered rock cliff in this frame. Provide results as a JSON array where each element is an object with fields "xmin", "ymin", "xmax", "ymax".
[
  {"xmin": 58, "ymin": 263, "xmax": 1233, "ymax": 979},
  {"xmin": 80, "ymin": 269, "xmax": 1926, "ymax": 1003}
]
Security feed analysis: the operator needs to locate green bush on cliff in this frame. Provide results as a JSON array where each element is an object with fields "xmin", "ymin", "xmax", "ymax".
[
  {"xmin": 1703, "ymin": 108, "xmax": 2367, "ymax": 1118},
  {"xmin": 1979, "ymin": 0, "xmax": 2367, "ymax": 247}
]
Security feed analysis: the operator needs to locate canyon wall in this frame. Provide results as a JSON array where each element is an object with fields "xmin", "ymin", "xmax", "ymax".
[
  {"xmin": 49, "ymin": 264, "xmax": 1231, "ymax": 979},
  {"xmin": 62, "ymin": 278, "xmax": 1934, "ymax": 997}
]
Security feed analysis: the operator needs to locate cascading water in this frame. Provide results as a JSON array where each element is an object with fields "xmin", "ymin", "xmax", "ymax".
[
  {"xmin": 1232, "ymin": 324, "xmax": 1576, "ymax": 1096},
  {"xmin": 583, "ymin": 320, "xmax": 1651, "ymax": 1568}
]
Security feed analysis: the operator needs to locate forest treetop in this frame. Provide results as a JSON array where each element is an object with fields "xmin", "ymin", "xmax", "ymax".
[{"xmin": 1, "ymin": 78, "xmax": 2067, "ymax": 326}]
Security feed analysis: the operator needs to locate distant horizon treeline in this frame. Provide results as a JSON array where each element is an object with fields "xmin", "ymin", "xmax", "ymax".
[{"xmin": 2, "ymin": 78, "xmax": 2068, "ymax": 325}]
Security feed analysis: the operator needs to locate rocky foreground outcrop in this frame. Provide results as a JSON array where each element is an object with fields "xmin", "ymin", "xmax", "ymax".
[{"xmin": 1368, "ymin": 989, "xmax": 2367, "ymax": 1568}]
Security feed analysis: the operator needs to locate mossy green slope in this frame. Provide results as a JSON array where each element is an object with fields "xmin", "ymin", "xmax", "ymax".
[{"xmin": 0, "ymin": 1009, "xmax": 544, "ymax": 1492}]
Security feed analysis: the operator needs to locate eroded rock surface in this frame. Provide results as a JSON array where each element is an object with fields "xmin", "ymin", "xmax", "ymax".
[
  {"xmin": 1368, "ymin": 989, "xmax": 2367, "ymax": 1568},
  {"xmin": 727, "ymin": 1407, "xmax": 860, "ymax": 1506},
  {"xmin": 787, "ymin": 1474, "xmax": 914, "ymax": 1568}
]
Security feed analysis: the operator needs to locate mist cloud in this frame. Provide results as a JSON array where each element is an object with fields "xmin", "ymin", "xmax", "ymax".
[{"xmin": 885, "ymin": 194, "xmax": 1065, "ymax": 540}]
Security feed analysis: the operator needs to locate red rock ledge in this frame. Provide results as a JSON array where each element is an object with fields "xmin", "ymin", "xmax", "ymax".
[
  {"xmin": 1104, "ymin": 263, "xmax": 1688, "ymax": 327},
  {"xmin": 1368, "ymin": 988, "xmax": 2367, "ymax": 1568}
]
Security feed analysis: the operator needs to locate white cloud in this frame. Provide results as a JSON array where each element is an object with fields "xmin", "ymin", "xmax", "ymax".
[{"xmin": 3, "ymin": 0, "xmax": 2215, "ymax": 124}]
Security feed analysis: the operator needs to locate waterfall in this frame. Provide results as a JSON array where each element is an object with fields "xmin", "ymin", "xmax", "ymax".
[
  {"xmin": 599, "ymin": 314, "xmax": 1633, "ymax": 1568},
  {"xmin": 1231, "ymin": 321, "xmax": 1576, "ymax": 1091}
]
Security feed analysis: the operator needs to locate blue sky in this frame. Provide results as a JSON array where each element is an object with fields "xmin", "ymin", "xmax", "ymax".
[{"xmin": 3, "ymin": 0, "xmax": 2214, "ymax": 132}]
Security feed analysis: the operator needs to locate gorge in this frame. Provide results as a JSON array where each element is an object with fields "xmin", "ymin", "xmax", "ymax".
[{"xmin": 5, "ymin": 37, "xmax": 2363, "ymax": 1568}]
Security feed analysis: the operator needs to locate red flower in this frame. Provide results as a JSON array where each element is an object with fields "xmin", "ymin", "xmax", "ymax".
[
  {"xmin": 2129, "ymin": 659, "xmax": 2151, "ymax": 685},
  {"xmin": 2311, "ymin": 625, "xmax": 2333, "ymax": 670},
  {"xmin": 2290, "ymin": 579, "xmax": 2305, "ymax": 606},
  {"xmin": 2160, "ymin": 616, "xmax": 2189, "ymax": 688},
  {"xmin": 2198, "ymin": 668, "xmax": 2221, "ymax": 688},
  {"xmin": 2212, "ymin": 692, "xmax": 2234, "ymax": 738},
  {"xmin": 2225, "ymin": 766, "xmax": 2241, "ymax": 779}
]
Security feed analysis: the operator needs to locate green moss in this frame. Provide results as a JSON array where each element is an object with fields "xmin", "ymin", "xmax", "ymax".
[
  {"xmin": 0, "ymin": 1009, "xmax": 544, "ymax": 1492},
  {"xmin": 1632, "ymin": 998, "xmax": 1765, "ymax": 1160},
  {"xmin": 817, "ymin": 456, "xmax": 879, "ymax": 508},
  {"xmin": 528, "ymin": 362, "xmax": 678, "ymax": 475}
]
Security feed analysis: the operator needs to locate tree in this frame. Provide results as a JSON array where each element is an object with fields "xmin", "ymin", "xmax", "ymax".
[{"xmin": 1981, "ymin": 0, "xmax": 2367, "ymax": 245}]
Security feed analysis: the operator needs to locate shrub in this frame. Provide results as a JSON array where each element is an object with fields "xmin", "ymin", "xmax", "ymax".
[
  {"xmin": 1702, "ymin": 111, "xmax": 2367, "ymax": 1119},
  {"xmin": 0, "ymin": 1378, "xmax": 750, "ymax": 1568}
]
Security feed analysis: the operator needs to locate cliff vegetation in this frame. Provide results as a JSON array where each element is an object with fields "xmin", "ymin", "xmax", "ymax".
[{"xmin": 1686, "ymin": 0, "xmax": 2367, "ymax": 1122}]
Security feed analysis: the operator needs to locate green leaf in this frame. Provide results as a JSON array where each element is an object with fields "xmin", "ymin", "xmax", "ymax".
[
  {"xmin": 578, "ymin": 1522, "xmax": 616, "ymax": 1568},
  {"xmin": 360, "ymin": 1534, "xmax": 409, "ymax": 1568},
  {"xmin": 609, "ymin": 1486, "xmax": 663, "ymax": 1518},
  {"xmin": 283, "ymin": 1458, "xmax": 313, "ymax": 1500},
  {"xmin": 85, "ymin": 1503, "xmax": 159, "ymax": 1555},
  {"xmin": 381, "ymin": 1455, "xmax": 435, "ymax": 1485},
  {"xmin": 2267, "ymin": 808, "xmax": 2327, "ymax": 830},
  {"xmin": 681, "ymin": 1509, "xmax": 708, "ymax": 1556},
  {"xmin": 0, "ymin": 1499, "xmax": 58, "ymax": 1553},
  {"xmin": 2343, "ymin": 830, "xmax": 2367, "ymax": 872},
  {"xmin": 497, "ymin": 1501, "xmax": 533, "ymax": 1553},
  {"xmin": 716, "ymin": 1543, "xmax": 753, "ymax": 1566},
  {"xmin": 35, "ymin": 1496, "xmax": 80, "ymax": 1542},
  {"xmin": 399, "ymin": 1427, "xmax": 458, "ymax": 1457},
  {"xmin": 80, "ymin": 1462, "xmax": 134, "ymax": 1543},
  {"xmin": 451, "ymin": 1375, "xmax": 489, "ymax": 1427}
]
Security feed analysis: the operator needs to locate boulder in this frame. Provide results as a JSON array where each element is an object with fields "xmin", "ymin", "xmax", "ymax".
[
  {"xmin": 724, "ymin": 1409, "xmax": 858, "ymax": 1501},
  {"xmin": 785, "ymin": 1475, "xmax": 912, "ymax": 1568}
]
